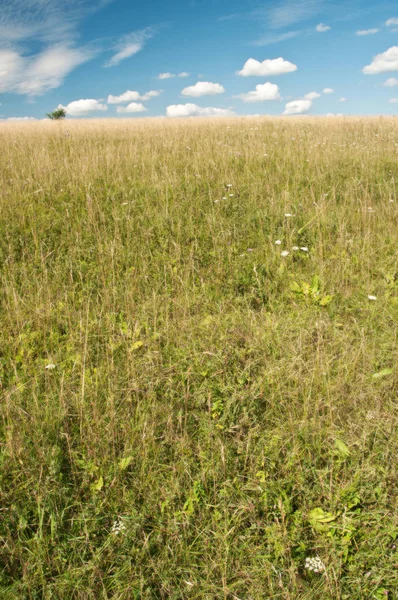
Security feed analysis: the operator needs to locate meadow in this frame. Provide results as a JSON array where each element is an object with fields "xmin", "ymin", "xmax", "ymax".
[{"xmin": 0, "ymin": 116, "xmax": 397, "ymax": 599}]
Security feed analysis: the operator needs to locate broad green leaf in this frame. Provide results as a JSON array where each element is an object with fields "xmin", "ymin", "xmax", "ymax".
[
  {"xmin": 91, "ymin": 476, "xmax": 103, "ymax": 492},
  {"xmin": 372, "ymin": 368, "xmax": 393, "ymax": 379},
  {"xmin": 131, "ymin": 340, "xmax": 143, "ymax": 351},
  {"xmin": 309, "ymin": 507, "xmax": 337, "ymax": 531},
  {"xmin": 319, "ymin": 295, "xmax": 333, "ymax": 306},
  {"xmin": 119, "ymin": 456, "xmax": 133, "ymax": 471},
  {"xmin": 334, "ymin": 438, "xmax": 350, "ymax": 458}
]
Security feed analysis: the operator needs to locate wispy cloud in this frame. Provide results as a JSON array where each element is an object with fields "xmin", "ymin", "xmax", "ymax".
[
  {"xmin": 0, "ymin": 1, "xmax": 107, "ymax": 96},
  {"xmin": 262, "ymin": 0, "xmax": 325, "ymax": 29},
  {"xmin": 253, "ymin": 31, "xmax": 301, "ymax": 46},
  {"xmin": 0, "ymin": 0, "xmax": 111, "ymax": 45},
  {"xmin": 220, "ymin": 0, "xmax": 325, "ymax": 29},
  {"xmin": 104, "ymin": 28, "xmax": 155, "ymax": 67},
  {"xmin": 0, "ymin": 44, "xmax": 95, "ymax": 96}
]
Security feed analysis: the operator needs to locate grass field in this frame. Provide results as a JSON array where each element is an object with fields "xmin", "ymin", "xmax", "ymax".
[{"xmin": 0, "ymin": 116, "xmax": 397, "ymax": 599}]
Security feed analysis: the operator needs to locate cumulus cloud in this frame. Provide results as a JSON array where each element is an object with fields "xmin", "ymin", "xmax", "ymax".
[
  {"xmin": 339, "ymin": 97, "xmax": 347, "ymax": 102},
  {"xmin": 0, "ymin": 45, "xmax": 94, "ymax": 96},
  {"xmin": 363, "ymin": 46, "xmax": 398, "ymax": 74},
  {"xmin": 356, "ymin": 28, "xmax": 379, "ymax": 35},
  {"xmin": 386, "ymin": 18, "xmax": 398, "ymax": 26},
  {"xmin": 323, "ymin": 88, "xmax": 334, "ymax": 94},
  {"xmin": 178, "ymin": 72, "xmax": 189, "ymax": 77},
  {"xmin": 116, "ymin": 103, "xmax": 147, "ymax": 113},
  {"xmin": 181, "ymin": 81, "xmax": 225, "ymax": 97},
  {"xmin": 283, "ymin": 99, "xmax": 312, "ymax": 115},
  {"xmin": 316, "ymin": 23, "xmax": 330, "ymax": 32},
  {"xmin": 304, "ymin": 91, "xmax": 321, "ymax": 99},
  {"xmin": 384, "ymin": 77, "xmax": 398, "ymax": 86},
  {"xmin": 108, "ymin": 90, "xmax": 140, "ymax": 103},
  {"xmin": 60, "ymin": 99, "xmax": 108, "ymax": 116},
  {"xmin": 236, "ymin": 82, "xmax": 280, "ymax": 102},
  {"xmin": 104, "ymin": 28, "xmax": 154, "ymax": 67},
  {"xmin": 107, "ymin": 90, "xmax": 161, "ymax": 103},
  {"xmin": 141, "ymin": 90, "xmax": 161, "ymax": 100},
  {"xmin": 237, "ymin": 57, "xmax": 297, "ymax": 76},
  {"xmin": 166, "ymin": 103, "xmax": 235, "ymax": 117},
  {"xmin": 389, "ymin": 98, "xmax": 398, "ymax": 103}
]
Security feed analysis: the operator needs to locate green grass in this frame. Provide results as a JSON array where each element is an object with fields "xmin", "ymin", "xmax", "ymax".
[{"xmin": 0, "ymin": 117, "xmax": 397, "ymax": 599}]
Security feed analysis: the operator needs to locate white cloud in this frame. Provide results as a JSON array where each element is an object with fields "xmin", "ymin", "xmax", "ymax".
[
  {"xmin": 0, "ymin": 0, "xmax": 108, "ymax": 45},
  {"xmin": 265, "ymin": 0, "xmax": 324, "ymax": 29},
  {"xmin": 107, "ymin": 90, "xmax": 161, "ymax": 103},
  {"xmin": 356, "ymin": 28, "xmax": 379, "ymax": 35},
  {"xmin": 60, "ymin": 99, "xmax": 108, "ymax": 116},
  {"xmin": 253, "ymin": 31, "xmax": 300, "ymax": 46},
  {"xmin": 384, "ymin": 77, "xmax": 398, "ymax": 86},
  {"xmin": 0, "ymin": 44, "xmax": 94, "ymax": 96},
  {"xmin": 116, "ymin": 103, "xmax": 147, "ymax": 113},
  {"xmin": 339, "ymin": 97, "xmax": 347, "ymax": 102},
  {"xmin": 166, "ymin": 103, "xmax": 235, "ymax": 117},
  {"xmin": 283, "ymin": 99, "xmax": 312, "ymax": 115},
  {"xmin": 363, "ymin": 46, "xmax": 398, "ymax": 74},
  {"xmin": 107, "ymin": 90, "xmax": 140, "ymax": 104},
  {"xmin": 389, "ymin": 98, "xmax": 398, "ymax": 103},
  {"xmin": 181, "ymin": 81, "xmax": 225, "ymax": 97},
  {"xmin": 316, "ymin": 23, "xmax": 330, "ymax": 32},
  {"xmin": 304, "ymin": 91, "xmax": 321, "ymax": 99},
  {"xmin": 323, "ymin": 88, "xmax": 334, "ymax": 93},
  {"xmin": 2, "ymin": 116, "xmax": 37, "ymax": 121},
  {"xmin": 386, "ymin": 18, "xmax": 398, "ymax": 27},
  {"xmin": 236, "ymin": 82, "xmax": 280, "ymax": 102},
  {"xmin": 104, "ymin": 28, "xmax": 154, "ymax": 67},
  {"xmin": 326, "ymin": 112, "xmax": 343, "ymax": 117},
  {"xmin": 237, "ymin": 57, "xmax": 297, "ymax": 76},
  {"xmin": 157, "ymin": 72, "xmax": 189, "ymax": 79},
  {"xmin": 141, "ymin": 90, "xmax": 161, "ymax": 100}
]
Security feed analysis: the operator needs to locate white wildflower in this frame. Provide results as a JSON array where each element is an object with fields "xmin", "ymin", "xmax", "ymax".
[
  {"xmin": 275, "ymin": 240, "xmax": 282, "ymax": 245},
  {"xmin": 305, "ymin": 556, "xmax": 325, "ymax": 573},
  {"xmin": 229, "ymin": 194, "xmax": 234, "ymax": 197},
  {"xmin": 111, "ymin": 519, "xmax": 126, "ymax": 535},
  {"xmin": 368, "ymin": 295, "xmax": 377, "ymax": 301},
  {"xmin": 281, "ymin": 250, "xmax": 289, "ymax": 257},
  {"xmin": 226, "ymin": 184, "xmax": 233, "ymax": 188},
  {"xmin": 292, "ymin": 246, "xmax": 299, "ymax": 251},
  {"xmin": 285, "ymin": 213, "xmax": 293, "ymax": 217},
  {"xmin": 45, "ymin": 364, "xmax": 56, "ymax": 370},
  {"xmin": 300, "ymin": 247, "xmax": 309, "ymax": 252}
]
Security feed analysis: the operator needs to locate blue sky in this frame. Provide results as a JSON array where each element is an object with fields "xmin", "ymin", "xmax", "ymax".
[{"xmin": 1, "ymin": 0, "xmax": 398, "ymax": 119}]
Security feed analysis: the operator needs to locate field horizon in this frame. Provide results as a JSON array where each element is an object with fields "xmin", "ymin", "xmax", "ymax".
[{"xmin": 0, "ymin": 116, "xmax": 397, "ymax": 599}]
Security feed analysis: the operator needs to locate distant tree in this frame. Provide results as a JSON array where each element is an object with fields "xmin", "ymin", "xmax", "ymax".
[{"xmin": 46, "ymin": 108, "xmax": 66, "ymax": 120}]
